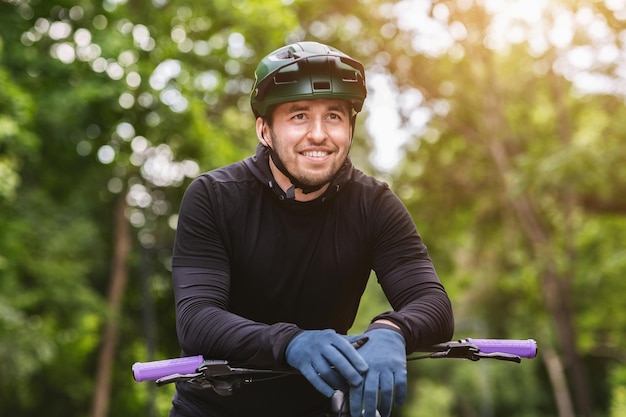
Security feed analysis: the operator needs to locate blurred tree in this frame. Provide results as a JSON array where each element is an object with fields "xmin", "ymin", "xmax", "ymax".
[
  {"xmin": 378, "ymin": 1, "xmax": 626, "ymax": 417},
  {"xmin": 0, "ymin": 0, "xmax": 300, "ymax": 416}
]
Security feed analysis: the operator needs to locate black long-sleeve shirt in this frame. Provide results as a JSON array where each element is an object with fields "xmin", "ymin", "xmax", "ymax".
[{"xmin": 170, "ymin": 144, "xmax": 454, "ymax": 417}]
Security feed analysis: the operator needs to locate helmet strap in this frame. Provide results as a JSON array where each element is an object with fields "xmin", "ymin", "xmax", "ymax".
[{"xmin": 266, "ymin": 144, "xmax": 326, "ymax": 196}]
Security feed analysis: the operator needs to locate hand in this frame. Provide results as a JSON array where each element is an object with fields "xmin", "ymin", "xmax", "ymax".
[
  {"xmin": 349, "ymin": 328, "xmax": 407, "ymax": 417},
  {"xmin": 285, "ymin": 329, "xmax": 369, "ymax": 398}
]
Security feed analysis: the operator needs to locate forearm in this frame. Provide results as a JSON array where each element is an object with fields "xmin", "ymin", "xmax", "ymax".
[
  {"xmin": 372, "ymin": 284, "xmax": 454, "ymax": 352},
  {"xmin": 173, "ymin": 266, "xmax": 301, "ymax": 367}
]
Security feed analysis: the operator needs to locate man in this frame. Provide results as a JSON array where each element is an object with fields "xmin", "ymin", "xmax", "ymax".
[{"xmin": 169, "ymin": 41, "xmax": 454, "ymax": 417}]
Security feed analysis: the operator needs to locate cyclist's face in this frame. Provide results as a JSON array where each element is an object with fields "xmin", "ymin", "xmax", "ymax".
[{"xmin": 257, "ymin": 99, "xmax": 353, "ymax": 195}]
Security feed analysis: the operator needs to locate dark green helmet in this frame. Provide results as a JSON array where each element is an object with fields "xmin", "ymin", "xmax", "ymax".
[{"xmin": 250, "ymin": 41, "xmax": 367, "ymax": 118}]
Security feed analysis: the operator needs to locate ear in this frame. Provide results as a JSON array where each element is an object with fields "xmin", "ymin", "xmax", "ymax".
[
  {"xmin": 349, "ymin": 114, "xmax": 357, "ymax": 144},
  {"xmin": 256, "ymin": 117, "xmax": 270, "ymax": 147}
]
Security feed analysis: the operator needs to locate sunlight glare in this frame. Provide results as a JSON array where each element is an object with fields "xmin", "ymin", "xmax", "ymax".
[{"xmin": 365, "ymin": 73, "xmax": 411, "ymax": 171}]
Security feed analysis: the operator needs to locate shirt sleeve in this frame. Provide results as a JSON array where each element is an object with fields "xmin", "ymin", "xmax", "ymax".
[
  {"xmin": 369, "ymin": 188, "xmax": 455, "ymax": 353},
  {"xmin": 171, "ymin": 177, "xmax": 301, "ymax": 367}
]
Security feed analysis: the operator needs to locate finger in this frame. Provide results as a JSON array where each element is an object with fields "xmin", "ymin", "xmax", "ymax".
[
  {"xmin": 344, "ymin": 334, "xmax": 363, "ymax": 344},
  {"xmin": 349, "ymin": 382, "xmax": 364, "ymax": 417},
  {"xmin": 332, "ymin": 338, "xmax": 369, "ymax": 374},
  {"xmin": 323, "ymin": 352, "xmax": 365, "ymax": 387},
  {"xmin": 324, "ymin": 357, "xmax": 363, "ymax": 387},
  {"xmin": 394, "ymin": 369, "xmax": 408, "ymax": 406},
  {"xmin": 362, "ymin": 372, "xmax": 380, "ymax": 417},
  {"xmin": 300, "ymin": 364, "xmax": 335, "ymax": 398},
  {"xmin": 309, "ymin": 355, "xmax": 347, "ymax": 394},
  {"xmin": 377, "ymin": 372, "xmax": 395, "ymax": 417},
  {"xmin": 312, "ymin": 356, "xmax": 345, "ymax": 390}
]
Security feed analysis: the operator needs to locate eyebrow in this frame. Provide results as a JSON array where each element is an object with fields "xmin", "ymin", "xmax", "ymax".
[{"xmin": 285, "ymin": 103, "xmax": 349, "ymax": 114}]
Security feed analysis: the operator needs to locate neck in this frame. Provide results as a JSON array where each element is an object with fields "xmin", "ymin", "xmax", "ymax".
[{"xmin": 268, "ymin": 158, "xmax": 329, "ymax": 202}]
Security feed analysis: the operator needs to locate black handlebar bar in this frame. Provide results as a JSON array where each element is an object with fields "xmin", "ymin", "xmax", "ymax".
[{"xmin": 132, "ymin": 338, "xmax": 537, "ymax": 394}]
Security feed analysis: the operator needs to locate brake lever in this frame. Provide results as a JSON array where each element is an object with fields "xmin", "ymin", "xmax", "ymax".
[
  {"xmin": 428, "ymin": 345, "xmax": 482, "ymax": 360},
  {"xmin": 407, "ymin": 345, "xmax": 522, "ymax": 363},
  {"xmin": 475, "ymin": 352, "xmax": 521, "ymax": 363},
  {"xmin": 156, "ymin": 360, "xmax": 296, "ymax": 395},
  {"xmin": 155, "ymin": 372, "xmax": 203, "ymax": 387}
]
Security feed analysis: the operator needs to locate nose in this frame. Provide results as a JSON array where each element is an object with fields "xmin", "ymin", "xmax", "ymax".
[{"xmin": 307, "ymin": 117, "xmax": 327, "ymax": 143}]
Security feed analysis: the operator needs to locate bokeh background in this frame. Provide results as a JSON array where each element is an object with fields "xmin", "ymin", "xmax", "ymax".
[{"xmin": 1, "ymin": 1, "xmax": 625, "ymax": 416}]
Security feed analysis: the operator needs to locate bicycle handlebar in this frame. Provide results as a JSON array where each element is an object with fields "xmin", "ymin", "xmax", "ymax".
[
  {"xmin": 132, "ymin": 338, "xmax": 537, "ymax": 383},
  {"xmin": 464, "ymin": 338, "xmax": 537, "ymax": 357},
  {"xmin": 133, "ymin": 354, "xmax": 205, "ymax": 382}
]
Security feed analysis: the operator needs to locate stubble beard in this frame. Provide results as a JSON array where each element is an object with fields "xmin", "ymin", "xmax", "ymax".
[{"xmin": 268, "ymin": 128, "xmax": 347, "ymax": 189}]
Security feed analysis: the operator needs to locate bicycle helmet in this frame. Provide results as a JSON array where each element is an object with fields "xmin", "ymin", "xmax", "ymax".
[{"xmin": 250, "ymin": 41, "xmax": 367, "ymax": 118}]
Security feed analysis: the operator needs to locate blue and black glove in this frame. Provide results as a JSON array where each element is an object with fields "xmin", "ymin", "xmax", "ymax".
[
  {"xmin": 348, "ymin": 327, "xmax": 407, "ymax": 417},
  {"xmin": 285, "ymin": 329, "xmax": 369, "ymax": 398}
]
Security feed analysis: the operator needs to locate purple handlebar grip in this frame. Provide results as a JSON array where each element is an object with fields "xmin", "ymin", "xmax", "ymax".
[
  {"xmin": 132, "ymin": 355, "xmax": 204, "ymax": 382},
  {"xmin": 466, "ymin": 338, "xmax": 537, "ymax": 358}
]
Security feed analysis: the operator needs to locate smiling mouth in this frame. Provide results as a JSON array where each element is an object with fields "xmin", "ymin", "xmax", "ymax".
[{"xmin": 301, "ymin": 150, "xmax": 330, "ymax": 158}]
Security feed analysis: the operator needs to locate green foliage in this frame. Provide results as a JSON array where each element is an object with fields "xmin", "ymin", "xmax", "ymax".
[
  {"xmin": 0, "ymin": 36, "xmax": 38, "ymax": 201},
  {"xmin": 0, "ymin": 189, "xmax": 105, "ymax": 410},
  {"xmin": 610, "ymin": 366, "xmax": 626, "ymax": 417},
  {"xmin": 575, "ymin": 216, "xmax": 626, "ymax": 352}
]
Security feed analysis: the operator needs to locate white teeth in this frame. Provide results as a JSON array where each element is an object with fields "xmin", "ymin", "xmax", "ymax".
[{"xmin": 303, "ymin": 151, "xmax": 328, "ymax": 157}]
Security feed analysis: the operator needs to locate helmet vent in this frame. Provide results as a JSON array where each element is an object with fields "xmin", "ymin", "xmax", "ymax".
[
  {"xmin": 274, "ymin": 71, "xmax": 297, "ymax": 85},
  {"xmin": 342, "ymin": 69, "xmax": 360, "ymax": 83},
  {"xmin": 276, "ymin": 50, "xmax": 295, "ymax": 60},
  {"xmin": 313, "ymin": 81, "xmax": 331, "ymax": 90}
]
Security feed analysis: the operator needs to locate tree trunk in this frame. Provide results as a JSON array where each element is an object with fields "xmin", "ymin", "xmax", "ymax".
[
  {"xmin": 485, "ymin": 132, "xmax": 592, "ymax": 417},
  {"xmin": 471, "ymin": 45, "xmax": 593, "ymax": 417},
  {"xmin": 542, "ymin": 343, "xmax": 576, "ymax": 417},
  {"xmin": 91, "ymin": 196, "xmax": 131, "ymax": 417}
]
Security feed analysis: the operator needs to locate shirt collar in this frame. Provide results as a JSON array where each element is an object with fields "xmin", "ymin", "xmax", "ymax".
[{"xmin": 244, "ymin": 143, "xmax": 353, "ymax": 202}]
